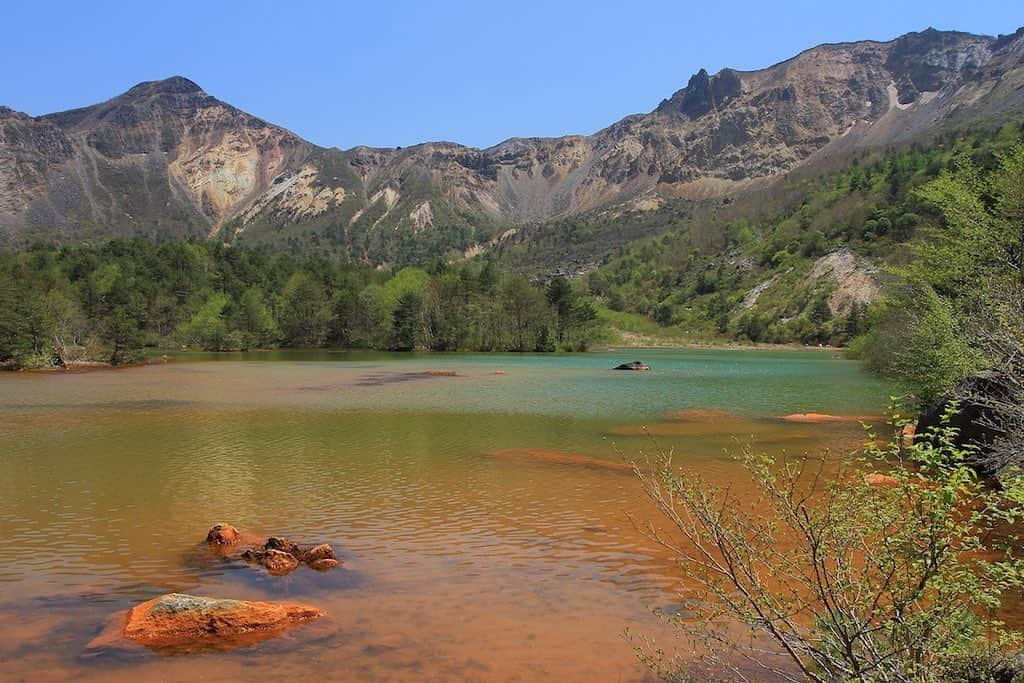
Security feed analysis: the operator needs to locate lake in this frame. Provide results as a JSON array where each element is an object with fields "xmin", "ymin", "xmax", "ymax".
[{"xmin": 0, "ymin": 349, "xmax": 893, "ymax": 681}]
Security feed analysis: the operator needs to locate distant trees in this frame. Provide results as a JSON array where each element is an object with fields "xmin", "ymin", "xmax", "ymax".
[{"xmin": 0, "ymin": 240, "xmax": 606, "ymax": 368}]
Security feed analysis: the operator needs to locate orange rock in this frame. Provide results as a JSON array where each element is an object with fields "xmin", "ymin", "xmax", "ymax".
[
  {"xmin": 304, "ymin": 544, "xmax": 336, "ymax": 563},
  {"xmin": 206, "ymin": 523, "xmax": 241, "ymax": 546},
  {"xmin": 309, "ymin": 558, "xmax": 340, "ymax": 572},
  {"xmin": 900, "ymin": 424, "xmax": 916, "ymax": 446},
  {"xmin": 118, "ymin": 593, "xmax": 322, "ymax": 651},
  {"xmin": 864, "ymin": 473, "xmax": 900, "ymax": 488},
  {"xmin": 781, "ymin": 413, "xmax": 844, "ymax": 423}
]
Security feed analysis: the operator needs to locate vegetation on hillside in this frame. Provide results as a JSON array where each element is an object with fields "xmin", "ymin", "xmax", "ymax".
[
  {"xmin": 0, "ymin": 241, "xmax": 604, "ymax": 369},
  {"xmin": 582, "ymin": 124, "xmax": 1024, "ymax": 348}
]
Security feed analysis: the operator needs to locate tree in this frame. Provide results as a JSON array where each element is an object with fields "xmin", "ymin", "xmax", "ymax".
[
  {"xmin": 177, "ymin": 292, "xmax": 231, "ymax": 351},
  {"xmin": 103, "ymin": 307, "xmax": 144, "ymax": 365},
  {"xmin": 389, "ymin": 290, "xmax": 423, "ymax": 351},
  {"xmin": 631, "ymin": 416, "xmax": 1024, "ymax": 682},
  {"xmin": 545, "ymin": 276, "xmax": 573, "ymax": 343},
  {"xmin": 236, "ymin": 287, "xmax": 278, "ymax": 349},
  {"xmin": 279, "ymin": 273, "xmax": 330, "ymax": 347}
]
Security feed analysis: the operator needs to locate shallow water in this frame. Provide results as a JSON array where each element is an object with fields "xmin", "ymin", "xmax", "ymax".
[{"xmin": 0, "ymin": 349, "xmax": 892, "ymax": 681}]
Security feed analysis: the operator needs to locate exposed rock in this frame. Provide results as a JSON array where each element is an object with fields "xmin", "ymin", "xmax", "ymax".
[
  {"xmin": 96, "ymin": 593, "xmax": 323, "ymax": 653},
  {"xmin": 304, "ymin": 544, "xmax": 336, "ymax": 563},
  {"xmin": 2, "ymin": 27, "xmax": 1020, "ymax": 261},
  {"xmin": 915, "ymin": 371, "xmax": 1015, "ymax": 475},
  {"xmin": 205, "ymin": 523, "xmax": 241, "ymax": 546},
  {"xmin": 808, "ymin": 248, "xmax": 880, "ymax": 317},
  {"xmin": 309, "ymin": 558, "xmax": 340, "ymax": 572},
  {"xmin": 236, "ymin": 534, "xmax": 341, "ymax": 575},
  {"xmin": 614, "ymin": 361, "xmax": 651, "ymax": 371},
  {"xmin": 243, "ymin": 548, "xmax": 300, "ymax": 575}
]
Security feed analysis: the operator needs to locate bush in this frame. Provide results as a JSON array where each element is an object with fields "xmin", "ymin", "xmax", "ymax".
[{"xmin": 630, "ymin": 412, "xmax": 1024, "ymax": 682}]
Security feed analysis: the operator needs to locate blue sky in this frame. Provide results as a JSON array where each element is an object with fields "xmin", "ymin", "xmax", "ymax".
[{"xmin": 2, "ymin": 1, "xmax": 1020, "ymax": 149}]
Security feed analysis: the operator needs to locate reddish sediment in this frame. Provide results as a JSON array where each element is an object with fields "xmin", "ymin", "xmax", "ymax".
[
  {"xmin": 780, "ymin": 413, "xmax": 877, "ymax": 424},
  {"xmin": 485, "ymin": 448, "xmax": 633, "ymax": 472}
]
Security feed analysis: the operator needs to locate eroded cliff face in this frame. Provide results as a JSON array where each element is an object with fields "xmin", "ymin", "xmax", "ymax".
[{"xmin": 1, "ymin": 27, "xmax": 1022, "ymax": 257}]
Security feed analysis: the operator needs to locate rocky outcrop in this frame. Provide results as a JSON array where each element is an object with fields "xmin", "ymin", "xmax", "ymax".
[
  {"xmin": 89, "ymin": 593, "xmax": 323, "ymax": 654},
  {"xmin": 808, "ymin": 248, "xmax": 881, "ymax": 317}
]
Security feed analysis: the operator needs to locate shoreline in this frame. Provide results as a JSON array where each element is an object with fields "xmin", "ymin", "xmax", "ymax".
[{"xmin": 2, "ymin": 342, "xmax": 848, "ymax": 374}]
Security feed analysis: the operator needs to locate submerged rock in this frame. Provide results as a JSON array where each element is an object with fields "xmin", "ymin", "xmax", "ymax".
[
  {"xmin": 864, "ymin": 473, "xmax": 900, "ymax": 488},
  {"xmin": 613, "ymin": 361, "xmax": 651, "ymax": 371},
  {"xmin": 232, "ymin": 533, "xmax": 342, "ymax": 576},
  {"xmin": 89, "ymin": 593, "xmax": 323, "ymax": 654}
]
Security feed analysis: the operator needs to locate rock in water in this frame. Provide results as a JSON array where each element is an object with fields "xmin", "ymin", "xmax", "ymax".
[
  {"xmin": 205, "ymin": 523, "xmax": 240, "ymax": 545},
  {"xmin": 90, "ymin": 593, "xmax": 323, "ymax": 654},
  {"xmin": 243, "ymin": 548, "xmax": 300, "ymax": 575},
  {"xmin": 613, "ymin": 361, "xmax": 651, "ymax": 371},
  {"xmin": 915, "ymin": 370, "xmax": 1015, "ymax": 475}
]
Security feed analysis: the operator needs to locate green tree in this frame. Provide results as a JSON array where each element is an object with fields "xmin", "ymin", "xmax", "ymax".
[
  {"xmin": 279, "ymin": 273, "xmax": 330, "ymax": 347},
  {"xmin": 236, "ymin": 287, "xmax": 278, "ymax": 349},
  {"xmin": 177, "ymin": 292, "xmax": 232, "ymax": 351},
  {"xmin": 103, "ymin": 307, "xmax": 144, "ymax": 365},
  {"xmin": 389, "ymin": 290, "xmax": 424, "ymax": 351}
]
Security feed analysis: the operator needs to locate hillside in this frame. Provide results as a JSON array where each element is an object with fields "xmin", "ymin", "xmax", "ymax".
[{"xmin": 2, "ymin": 27, "xmax": 1023, "ymax": 265}]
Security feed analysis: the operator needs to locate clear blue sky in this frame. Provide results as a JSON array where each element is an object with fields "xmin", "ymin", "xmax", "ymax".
[{"xmin": 3, "ymin": 1, "xmax": 1020, "ymax": 149}]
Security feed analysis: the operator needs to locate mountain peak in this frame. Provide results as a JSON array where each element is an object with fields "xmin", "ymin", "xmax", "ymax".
[{"xmin": 124, "ymin": 76, "xmax": 204, "ymax": 98}]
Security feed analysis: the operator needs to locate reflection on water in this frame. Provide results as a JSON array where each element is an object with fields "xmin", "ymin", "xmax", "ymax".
[{"xmin": 0, "ymin": 349, "xmax": 891, "ymax": 681}]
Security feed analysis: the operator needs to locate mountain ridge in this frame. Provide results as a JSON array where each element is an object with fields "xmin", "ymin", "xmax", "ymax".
[{"xmin": 2, "ymin": 25, "xmax": 1023, "ymax": 263}]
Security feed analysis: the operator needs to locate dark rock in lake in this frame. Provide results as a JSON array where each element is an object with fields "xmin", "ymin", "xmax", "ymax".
[
  {"xmin": 915, "ymin": 370, "xmax": 1015, "ymax": 476},
  {"xmin": 613, "ymin": 361, "xmax": 651, "ymax": 371}
]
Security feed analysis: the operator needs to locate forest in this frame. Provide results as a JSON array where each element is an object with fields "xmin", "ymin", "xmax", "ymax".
[{"xmin": 0, "ymin": 242, "xmax": 604, "ymax": 368}]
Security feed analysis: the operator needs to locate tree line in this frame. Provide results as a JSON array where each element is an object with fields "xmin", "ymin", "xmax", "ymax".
[{"xmin": 0, "ymin": 240, "xmax": 604, "ymax": 368}]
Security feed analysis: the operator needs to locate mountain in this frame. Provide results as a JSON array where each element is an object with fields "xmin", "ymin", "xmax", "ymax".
[{"xmin": 2, "ymin": 27, "xmax": 1024, "ymax": 264}]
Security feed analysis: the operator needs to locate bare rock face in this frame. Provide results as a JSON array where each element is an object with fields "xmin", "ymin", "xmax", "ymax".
[
  {"xmin": 1, "ymin": 27, "xmax": 1022, "ymax": 259},
  {"xmin": 88, "ymin": 593, "xmax": 323, "ymax": 654}
]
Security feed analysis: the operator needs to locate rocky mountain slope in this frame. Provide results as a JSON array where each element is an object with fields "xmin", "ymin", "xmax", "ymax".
[{"xmin": 2, "ymin": 26, "xmax": 1023, "ymax": 262}]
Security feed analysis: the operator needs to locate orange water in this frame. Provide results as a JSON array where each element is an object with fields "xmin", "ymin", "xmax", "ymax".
[{"xmin": 0, "ymin": 350, "xmax": 891, "ymax": 681}]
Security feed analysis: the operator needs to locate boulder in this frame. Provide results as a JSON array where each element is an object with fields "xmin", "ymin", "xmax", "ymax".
[
  {"xmin": 205, "ymin": 523, "xmax": 241, "ymax": 546},
  {"xmin": 915, "ymin": 370, "xmax": 1015, "ymax": 475},
  {"xmin": 111, "ymin": 593, "xmax": 323, "ymax": 652},
  {"xmin": 303, "ymin": 544, "xmax": 336, "ymax": 563},
  {"xmin": 243, "ymin": 548, "xmax": 300, "ymax": 575},
  {"xmin": 235, "ymin": 535, "xmax": 341, "ymax": 575},
  {"xmin": 614, "ymin": 361, "xmax": 651, "ymax": 371},
  {"xmin": 309, "ymin": 558, "xmax": 340, "ymax": 572}
]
